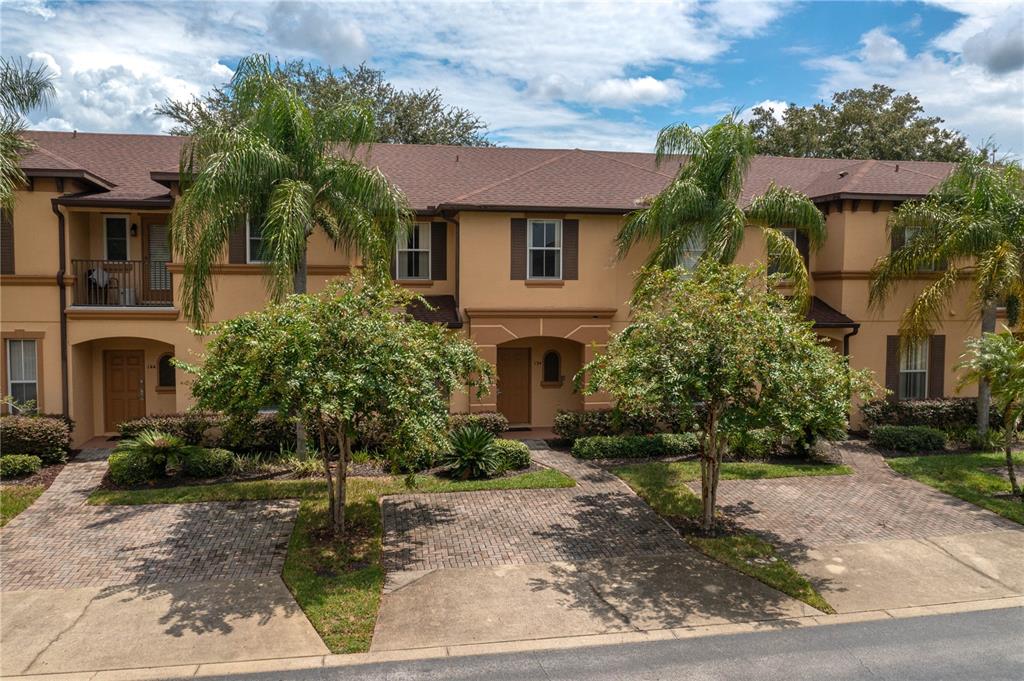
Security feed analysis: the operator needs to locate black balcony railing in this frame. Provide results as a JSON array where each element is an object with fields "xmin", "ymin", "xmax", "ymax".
[{"xmin": 71, "ymin": 259, "xmax": 173, "ymax": 307}]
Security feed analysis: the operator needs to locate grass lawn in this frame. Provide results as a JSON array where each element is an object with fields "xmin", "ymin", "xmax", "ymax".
[
  {"xmin": 0, "ymin": 485, "xmax": 45, "ymax": 527},
  {"xmin": 615, "ymin": 460, "xmax": 847, "ymax": 614},
  {"xmin": 887, "ymin": 451, "xmax": 1024, "ymax": 525},
  {"xmin": 89, "ymin": 468, "xmax": 574, "ymax": 653}
]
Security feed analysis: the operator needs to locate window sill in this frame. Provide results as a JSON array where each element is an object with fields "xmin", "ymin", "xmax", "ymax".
[
  {"xmin": 155, "ymin": 387, "xmax": 176, "ymax": 394},
  {"xmin": 397, "ymin": 279, "xmax": 434, "ymax": 288},
  {"xmin": 525, "ymin": 280, "xmax": 564, "ymax": 288},
  {"xmin": 540, "ymin": 380, "xmax": 564, "ymax": 389}
]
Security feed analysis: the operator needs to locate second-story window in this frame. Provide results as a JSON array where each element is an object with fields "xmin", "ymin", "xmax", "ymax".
[
  {"xmin": 677, "ymin": 234, "xmax": 705, "ymax": 270},
  {"xmin": 396, "ymin": 223, "xmax": 431, "ymax": 279},
  {"xmin": 528, "ymin": 219, "xmax": 561, "ymax": 279},
  {"xmin": 247, "ymin": 214, "xmax": 268, "ymax": 263},
  {"xmin": 768, "ymin": 227, "xmax": 797, "ymax": 275},
  {"xmin": 104, "ymin": 216, "xmax": 129, "ymax": 261},
  {"xmin": 898, "ymin": 226, "xmax": 937, "ymax": 272},
  {"xmin": 899, "ymin": 338, "xmax": 929, "ymax": 400}
]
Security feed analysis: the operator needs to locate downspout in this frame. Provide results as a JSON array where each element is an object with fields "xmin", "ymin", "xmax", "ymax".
[
  {"xmin": 52, "ymin": 199, "xmax": 69, "ymax": 418},
  {"xmin": 442, "ymin": 209, "xmax": 461, "ymax": 318},
  {"xmin": 842, "ymin": 324, "xmax": 860, "ymax": 356}
]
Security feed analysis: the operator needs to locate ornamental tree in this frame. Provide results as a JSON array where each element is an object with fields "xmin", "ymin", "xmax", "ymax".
[
  {"xmin": 956, "ymin": 329, "xmax": 1024, "ymax": 499},
  {"xmin": 581, "ymin": 264, "xmax": 873, "ymax": 532},
  {"xmin": 178, "ymin": 274, "xmax": 492, "ymax": 536}
]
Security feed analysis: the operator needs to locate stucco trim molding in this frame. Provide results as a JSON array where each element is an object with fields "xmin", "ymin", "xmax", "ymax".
[
  {"xmin": 165, "ymin": 263, "xmax": 351, "ymax": 276},
  {"xmin": 812, "ymin": 270, "xmax": 971, "ymax": 281},
  {"xmin": 65, "ymin": 307, "xmax": 180, "ymax": 321},
  {"xmin": 464, "ymin": 308, "xmax": 617, "ymax": 319},
  {"xmin": 0, "ymin": 274, "xmax": 76, "ymax": 287}
]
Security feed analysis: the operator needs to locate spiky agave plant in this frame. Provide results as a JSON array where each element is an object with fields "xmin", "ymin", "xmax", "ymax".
[{"xmin": 442, "ymin": 424, "xmax": 501, "ymax": 480}]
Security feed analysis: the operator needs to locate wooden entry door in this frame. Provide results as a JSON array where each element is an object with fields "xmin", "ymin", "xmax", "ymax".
[
  {"xmin": 104, "ymin": 350, "xmax": 145, "ymax": 432},
  {"xmin": 141, "ymin": 216, "xmax": 172, "ymax": 304},
  {"xmin": 497, "ymin": 347, "xmax": 531, "ymax": 425}
]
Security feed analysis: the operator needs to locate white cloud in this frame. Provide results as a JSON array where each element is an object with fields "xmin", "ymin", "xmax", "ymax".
[
  {"xmin": 265, "ymin": 1, "xmax": 368, "ymax": 66},
  {"xmin": 858, "ymin": 28, "xmax": 908, "ymax": 65},
  {"xmin": 739, "ymin": 99, "xmax": 788, "ymax": 123},
  {"xmin": 689, "ymin": 99, "xmax": 735, "ymax": 115},
  {"xmin": 586, "ymin": 77, "xmax": 684, "ymax": 107}
]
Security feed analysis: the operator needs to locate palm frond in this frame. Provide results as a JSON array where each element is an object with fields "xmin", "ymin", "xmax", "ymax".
[
  {"xmin": 0, "ymin": 57, "xmax": 56, "ymax": 116},
  {"xmin": 899, "ymin": 267, "xmax": 963, "ymax": 344},
  {"xmin": 745, "ymin": 183, "xmax": 826, "ymax": 248},
  {"xmin": 264, "ymin": 179, "xmax": 315, "ymax": 301},
  {"xmin": 763, "ymin": 225, "xmax": 811, "ymax": 308}
]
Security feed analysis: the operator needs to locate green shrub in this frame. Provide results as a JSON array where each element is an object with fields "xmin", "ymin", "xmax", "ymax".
[
  {"xmin": 0, "ymin": 415, "xmax": 71, "ymax": 463},
  {"xmin": 572, "ymin": 432, "xmax": 701, "ymax": 460},
  {"xmin": 553, "ymin": 409, "xmax": 660, "ymax": 441},
  {"xmin": 219, "ymin": 414, "xmax": 295, "ymax": 454},
  {"xmin": 448, "ymin": 412, "xmax": 509, "ymax": 437},
  {"xmin": 491, "ymin": 439, "xmax": 531, "ymax": 472},
  {"xmin": 861, "ymin": 398, "xmax": 1001, "ymax": 431},
  {"xmin": 118, "ymin": 412, "xmax": 218, "ymax": 445},
  {"xmin": 442, "ymin": 424, "xmax": 501, "ymax": 479},
  {"xmin": 107, "ymin": 450, "xmax": 165, "ymax": 486},
  {"xmin": 180, "ymin": 447, "xmax": 235, "ymax": 478},
  {"xmin": 0, "ymin": 454, "xmax": 42, "ymax": 478},
  {"xmin": 730, "ymin": 428, "xmax": 784, "ymax": 460},
  {"xmin": 114, "ymin": 430, "xmax": 187, "ymax": 473},
  {"xmin": 870, "ymin": 425, "xmax": 947, "ymax": 452}
]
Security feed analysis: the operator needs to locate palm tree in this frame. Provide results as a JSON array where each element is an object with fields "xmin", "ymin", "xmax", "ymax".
[
  {"xmin": 616, "ymin": 113, "xmax": 826, "ymax": 303},
  {"xmin": 171, "ymin": 54, "xmax": 412, "ymax": 325},
  {"xmin": 869, "ymin": 155, "xmax": 1023, "ymax": 433},
  {"xmin": 1, "ymin": 57, "xmax": 55, "ymax": 210}
]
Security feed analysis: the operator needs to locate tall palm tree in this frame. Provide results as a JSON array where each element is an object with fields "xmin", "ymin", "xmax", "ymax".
[
  {"xmin": 171, "ymin": 54, "xmax": 412, "ymax": 325},
  {"xmin": 1, "ymin": 57, "xmax": 55, "ymax": 210},
  {"xmin": 869, "ymin": 155, "xmax": 1024, "ymax": 433},
  {"xmin": 617, "ymin": 113, "xmax": 826, "ymax": 303}
]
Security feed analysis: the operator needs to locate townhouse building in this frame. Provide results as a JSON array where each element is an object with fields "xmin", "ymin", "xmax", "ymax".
[{"xmin": 1, "ymin": 131, "xmax": 983, "ymax": 446}]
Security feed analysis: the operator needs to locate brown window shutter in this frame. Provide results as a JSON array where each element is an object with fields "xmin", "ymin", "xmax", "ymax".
[
  {"xmin": 890, "ymin": 226, "xmax": 905, "ymax": 254},
  {"xmin": 510, "ymin": 218, "xmax": 527, "ymax": 280},
  {"xmin": 928, "ymin": 335, "xmax": 945, "ymax": 398},
  {"xmin": 228, "ymin": 217, "xmax": 247, "ymax": 264},
  {"xmin": 795, "ymin": 230, "xmax": 809, "ymax": 268},
  {"xmin": 885, "ymin": 335, "xmax": 900, "ymax": 400},
  {"xmin": 431, "ymin": 221, "xmax": 447, "ymax": 281},
  {"xmin": 1, "ymin": 208, "xmax": 13, "ymax": 275},
  {"xmin": 563, "ymin": 219, "xmax": 579, "ymax": 280}
]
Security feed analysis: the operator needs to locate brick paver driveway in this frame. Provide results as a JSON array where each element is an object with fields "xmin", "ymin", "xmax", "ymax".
[
  {"xmin": 382, "ymin": 442, "xmax": 688, "ymax": 571},
  {"xmin": 698, "ymin": 443, "xmax": 1019, "ymax": 549},
  {"xmin": 0, "ymin": 453, "xmax": 297, "ymax": 592}
]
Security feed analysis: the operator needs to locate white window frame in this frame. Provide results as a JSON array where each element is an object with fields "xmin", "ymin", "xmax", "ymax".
[
  {"xmin": 246, "ymin": 214, "xmax": 267, "ymax": 264},
  {"xmin": 395, "ymin": 222, "xmax": 431, "ymax": 280},
  {"xmin": 902, "ymin": 226, "xmax": 937, "ymax": 272},
  {"xmin": 899, "ymin": 338, "xmax": 929, "ymax": 401},
  {"xmin": 6, "ymin": 339, "xmax": 38, "ymax": 411},
  {"xmin": 676, "ymin": 234, "xmax": 706, "ymax": 271},
  {"xmin": 103, "ymin": 215, "xmax": 130, "ymax": 262},
  {"xmin": 527, "ymin": 218, "xmax": 563, "ymax": 280}
]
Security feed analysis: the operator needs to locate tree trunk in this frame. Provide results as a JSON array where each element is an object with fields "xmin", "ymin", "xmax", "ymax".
[
  {"xmin": 700, "ymin": 409, "xmax": 721, "ymax": 533},
  {"xmin": 1003, "ymin": 409, "xmax": 1021, "ymax": 499},
  {"xmin": 294, "ymin": 245, "xmax": 309, "ymax": 455},
  {"xmin": 977, "ymin": 301, "xmax": 998, "ymax": 435},
  {"xmin": 317, "ymin": 420, "xmax": 335, "ymax": 523},
  {"xmin": 332, "ymin": 424, "xmax": 350, "ymax": 536}
]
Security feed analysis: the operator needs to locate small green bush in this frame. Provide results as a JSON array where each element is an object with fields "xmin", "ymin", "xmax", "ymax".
[
  {"xmin": 442, "ymin": 424, "xmax": 501, "ymax": 479},
  {"xmin": 0, "ymin": 454, "xmax": 42, "ymax": 478},
  {"xmin": 861, "ymin": 398, "xmax": 1001, "ymax": 431},
  {"xmin": 553, "ymin": 409, "xmax": 660, "ymax": 441},
  {"xmin": 572, "ymin": 433, "xmax": 701, "ymax": 460},
  {"xmin": 729, "ymin": 428, "xmax": 784, "ymax": 460},
  {"xmin": 180, "ymin": 447, "xmax": 235, "ymax": 478},
  {"xmin": 107, "ymin": 450, "xmax": 165, "ymax": 487},
  {"xmin": 491, "ymin": 439, "xmax": 531, "ymax": 472},
  {"xmin": 0, "ymin": 415, "xmax": 71, "ymax": 463},
  {"xmin": 870, "ymin": 425, "xmax": 947, "ymax": 452},
  {"xmin": 448, "ymin": 412, "xmax": 509, "ymax": 437},
  {"xmin": 219, "ymin": 414, "xmax": 295, "ymax": 454},
  {"xmin": 118, "ymin": 412, "xmax": 218, "ymax": 445}
]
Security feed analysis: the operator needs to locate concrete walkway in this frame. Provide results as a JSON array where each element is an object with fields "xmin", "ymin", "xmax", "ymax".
[
  {"xmin": 374, "ymin": 442, "xmax": 819, "ymax": 651},
  {"xmin": 701, "ymin": 442, "xmax": 1024, "ymax": 613},
  {"xmin": 0, "ymin": 450, "xmax": 327, "ymax": 677}
]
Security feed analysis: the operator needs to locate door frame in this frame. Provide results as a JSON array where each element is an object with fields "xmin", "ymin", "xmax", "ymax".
[
  {"xmin": 140, "ymin": 215, "xmax": 171, "ymax": 304},
  {"xmin": 497, "ymin": 346, "xmax": 531, "ymax": 426},
  {"xmin": 103, "ymin": 349, "xmax": 146, "ymax": 433}
]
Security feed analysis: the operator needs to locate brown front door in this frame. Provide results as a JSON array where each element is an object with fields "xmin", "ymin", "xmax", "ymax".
[
  {"xmin": 104, "ymin": 350, "xmax": 145, "ymax": 432},
  {"xmin": 497, "ymin": 347, "xmax": 531, "ymax": 425},
  {"xmin": 141, "ymin": 215, "xmax": 172, "ymax": 304}
]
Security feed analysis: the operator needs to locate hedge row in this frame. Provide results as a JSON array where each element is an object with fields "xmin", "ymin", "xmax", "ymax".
[
  {"xmin": 869, "ymin": 425, "xmax": 947, "ymax": 453},
  {"xmin": 118, "ymin": 413, "xmax": 294, "ymax": 454},
  {"xmin": 861, "ymin": 398, "xmax": 1001, "ymax": 431},
  {"xmin": 0, "ymin": 415, "xmax": 72, "ymax": 464},
  {"xmin": 572, "ymin": 433, "xmax": 701, "ymax": 460},
  {"xmin": 553, "ymin": 409, "xmax": 659, "ymax": 441}
]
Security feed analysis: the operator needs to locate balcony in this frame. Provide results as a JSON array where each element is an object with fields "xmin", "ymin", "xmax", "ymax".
[{"xmin": 71, "ymin": 259, "xmax": 173, "ymax": 307}]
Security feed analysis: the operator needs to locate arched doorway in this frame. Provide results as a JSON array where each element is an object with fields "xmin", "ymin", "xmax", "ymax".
[{"xmin": 496, "ymin": 337, "xmax": 584, "ymax": 427}]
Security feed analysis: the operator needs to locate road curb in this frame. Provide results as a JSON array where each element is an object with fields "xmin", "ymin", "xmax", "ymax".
[{"xmin": 7, "ymin": 595, "xmax": 1023, "ymax": 680}]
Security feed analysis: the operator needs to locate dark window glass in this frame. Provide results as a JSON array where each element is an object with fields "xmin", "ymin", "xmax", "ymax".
[
  {"xmin": 105, "ymin": 217, "xmax": 128, "ymax": 261},
  {"xmin": 543, "ymin": 351, "xmax": 560, "ymax": 383},
  {"xmin": 158, "ymin": 354, "xmax": 176, "ymax": 388}
]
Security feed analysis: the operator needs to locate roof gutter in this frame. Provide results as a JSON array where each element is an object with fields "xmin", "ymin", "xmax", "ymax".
[
  {"xmin": 56, "ymin": 196, "xmax": 173, "ymax": 209},
  {"xmin": 51, "ymin": 199, "xmax": 70, "ymax": 419}
]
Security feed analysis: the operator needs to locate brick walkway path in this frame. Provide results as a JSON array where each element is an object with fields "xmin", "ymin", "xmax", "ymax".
[
  {"xmin": 699, "ymin": 442, "xmax": 1020, "ymax": 549},
  {"xmin": 0, "ymin": 451, "xmax": 298, "ymax": 592},
  {"xmin": 381, "ymin": 441, "xmax": 688, "ymax": 571}
]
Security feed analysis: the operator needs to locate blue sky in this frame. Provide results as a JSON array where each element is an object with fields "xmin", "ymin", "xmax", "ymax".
[{"xmin": 3, "ymin": 0, "xmax": 1022, "ymax": 155}]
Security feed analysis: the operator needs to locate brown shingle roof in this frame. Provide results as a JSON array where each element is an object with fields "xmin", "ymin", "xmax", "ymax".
[
  {"xmin": 21, "ymin": 131, "xmax": 954, "ymax": 211},
  {"xmin": 406, "ymin": 294, "xmax": 462, "ymax": 328},
  {"xmin": 807, "ymin": 296, "xmax": 858, "ymax": 328}
]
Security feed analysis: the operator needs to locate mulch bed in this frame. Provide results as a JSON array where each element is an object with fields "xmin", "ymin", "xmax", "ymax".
[{"xmin": 0, "ymin": 462, "xmax": 65, "ymax": 489}]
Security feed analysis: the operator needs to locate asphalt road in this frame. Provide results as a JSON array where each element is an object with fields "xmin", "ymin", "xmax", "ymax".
[{"xmin": 193, "ymin": 607, "xmax": 1023, "ymax": 681}]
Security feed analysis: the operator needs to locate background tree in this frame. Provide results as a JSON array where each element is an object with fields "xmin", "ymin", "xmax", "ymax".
[
  {"xmin": 869, "ymin": 155, "xmax": 1023, "ymax": 433},
  {"xmin": 171, "ymin": 53, "xmax": 412, "ymax": 325},
  {"xmin": 158, "ymin": 60, "xmax": 493, "ymax": 146},
  {"xmin": 581, "ymin": 264, "xmax": 870, "ymax": 532},
  {"xmin": 178, "ymin": 275, "xmax": 492, "ymax": 536},
  {"xmin": 748, "ymin": 84, "xmax": 972, "ymax": 161},
  {"xmin": 1, "ymin": 57, "xmax": 55, "ymax": 210},
  {"xmin": 957, "ymin": 329, "xmax": 1024, "ymax": 499},
  {"xmin": 617, "ymin": 113, "xmax": 826, "ymax": 303}
]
